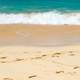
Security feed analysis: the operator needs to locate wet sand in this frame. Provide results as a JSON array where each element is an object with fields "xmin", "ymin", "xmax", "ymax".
[{"xmin": 0, "ymin": 24, "xmax": 80, "ymax": 46}]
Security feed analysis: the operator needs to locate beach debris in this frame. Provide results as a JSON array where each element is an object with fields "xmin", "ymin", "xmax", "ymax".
[{"xmin": 28, "ymin": 75, "xmax": 37, "ymax": 79}]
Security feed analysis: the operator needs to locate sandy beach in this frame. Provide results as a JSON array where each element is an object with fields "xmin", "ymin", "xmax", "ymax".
[
  {"xmin": 0, "ymin": 46, "xmax": 80, "ymax": 80},
  {"xmin": 0, "ymin": 24, "xmax": 80, "ymax": 80}
]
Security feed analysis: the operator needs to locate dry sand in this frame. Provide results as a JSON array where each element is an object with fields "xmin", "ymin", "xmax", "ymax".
[
  {"xmin": 0, "ymin": 46, "xmax": 80, "ymax": 80},
  {"xmin": 0, "ymin": 24, "xmax": 80, "ymax": 80}
]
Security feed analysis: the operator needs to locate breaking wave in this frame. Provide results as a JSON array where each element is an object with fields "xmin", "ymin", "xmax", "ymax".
[{"xmin": 0, "ymin": 11, "xmax": 80, "ymax": 24}]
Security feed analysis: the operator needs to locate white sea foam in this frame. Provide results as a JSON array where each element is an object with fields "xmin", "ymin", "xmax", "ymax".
[{"xmin": 0, "ymin": 11, "xmax": 80, "ymax": 24}]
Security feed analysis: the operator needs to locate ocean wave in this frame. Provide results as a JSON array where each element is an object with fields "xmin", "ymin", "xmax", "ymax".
[{"xmin": 0, "ymin": 11, "xmax": 80, "ymax": 24}]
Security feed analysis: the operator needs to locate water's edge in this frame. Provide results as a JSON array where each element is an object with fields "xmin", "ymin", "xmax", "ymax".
[{"xmin": 0, "ymin": 11, "xmax": 80, "ymax": 24}]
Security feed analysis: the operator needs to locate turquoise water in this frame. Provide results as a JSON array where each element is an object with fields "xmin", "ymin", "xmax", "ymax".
[
  {"xmin": 0, "ymin": 0, "xmax": 80, "ymax": 24},
  {"xmin": 0, "ymin": 0, "xmax": 80, "ymax": 13}
]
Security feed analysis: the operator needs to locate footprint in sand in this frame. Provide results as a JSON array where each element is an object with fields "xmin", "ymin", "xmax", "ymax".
[
  {"xmin": 73, "ymin": 66, "xmax": 80, "ymax": 70},
  {"xmin": 0, "ymin": 61, "xmax": 7, "ymax": 63},
  {"xmin": 3, "ymin": 78, "xmax": 13, "ymax": 80},
  {"xmin": 0, "ymin": 57, "xmax": 7, "ymax": 59},
  {"xmin": 0, "ymin": 57, "xmax": 7, "ymax": 63},
  {"xmin": 69, "ymin": 53, "xmax": 75, "ymax": 56},
  {"xmin": 36, "ymin": 51, "xmax": 42, "ymax": 53},
  {"xmin": 68, "ymin": 51, "xmax": 76, "ymax": 56},
  {"xmin": 28, "ymin": 75, "xmax": 37, "ymax": 79},
  {"xmin": 31, "ymin": 54, "xmax": 47, "ymax": 60},
  {"xmin": 41, "ymin": 54, "xmax": 47, "ymax": 57},
  {"xmin": 56, "ymin": 70, "xmax": 64, "ymax": 74},
  {"xmin": 31, "ymin": 56, "xmax": 42, "ymax": 60},
  {"xmin": 15, "ymin": 58, "xmax": 24, "ymax": 62},
  {"xmin": 52, "ymin": 52, "xmax": 62, "ymax": 57}
]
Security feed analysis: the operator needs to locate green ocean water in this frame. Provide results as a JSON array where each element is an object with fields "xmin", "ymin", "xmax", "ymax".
[{"xmin": 0, "ymin": 0, "xmax": 80, "ymax": 13}]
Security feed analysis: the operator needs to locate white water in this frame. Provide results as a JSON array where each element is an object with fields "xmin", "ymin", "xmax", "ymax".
[{"xmin": 0, "ymin": 11, "xmax": 80, "ymax": 24}]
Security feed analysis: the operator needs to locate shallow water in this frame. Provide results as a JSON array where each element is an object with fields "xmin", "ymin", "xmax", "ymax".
[{"xmin": 0, "ymin": 0, "xmax": 80, "ymax": 13}]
